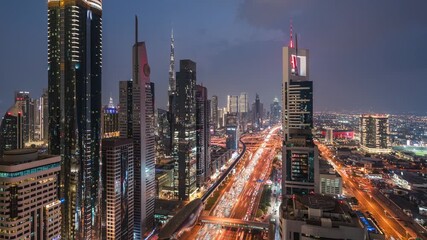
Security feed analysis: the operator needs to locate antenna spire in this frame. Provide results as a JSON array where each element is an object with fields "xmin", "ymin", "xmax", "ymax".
[
  {"xmin": 135, "ymin": 15, "xmax": 138, "ymax": 44},
  {"xmin": 289, "ymin": 19, "xmax": 294, "ymax": 48}
]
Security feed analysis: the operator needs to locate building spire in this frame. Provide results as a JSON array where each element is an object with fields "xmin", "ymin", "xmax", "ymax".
[
  {"xmin": 289, "ymin": 19, "xmax": 294, "ymax": 48},
  {"xmin": 135, "ymin": 15, "xmax": 138, "ymax": 45},
  {"xmin": 168, "ymin": 27, "xmax": 176, "ymax": 96}
]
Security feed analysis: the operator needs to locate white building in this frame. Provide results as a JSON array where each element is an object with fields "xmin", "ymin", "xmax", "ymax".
[
  {"xmin": 0, "ymin": 149, "xmax": 61, "ymax": 240},
  {"xmin": 227, "ymin": 95, "xmax": 239, "ymax": 113},
  {"xmin": 279, "ymin": 195, "xmax": 367, "ymax": 240},
  {"xmin": 239, "ymin": 92, "xmax": 249, "ymax": 113}
]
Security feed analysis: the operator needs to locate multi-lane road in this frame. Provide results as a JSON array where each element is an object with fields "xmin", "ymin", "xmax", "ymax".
[
  {"xmin": 187, "ymin": 126, "xmax": 281, "ymax": 240},
  {"xmin": 317, "ymin": 143, "xmax": 425, "ymax": 240}
]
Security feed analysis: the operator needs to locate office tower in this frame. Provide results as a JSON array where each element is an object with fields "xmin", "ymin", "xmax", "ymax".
[
  {"xmin": 252, "ymin": 93, "xmax": 263, "ymax": 130},
  {"xmin": 282, "ymin": 27, "xmax": 319, "ymax": 195},
  {"xmin": 41, "ymin": 89, "xmax": 49, "ymax": 142},
  {"xmin": 360, "ymin": 114, "xmax": 390, "ymax": 153},
  {"xmin": 48, "ymin": 0, "xmax": 102, "ymax": 238},
  {"xmin": 218, "ymin": 108, "xmax": 224, "ymax": 129},
  {"xmin": 102, "ymin": 97, "xmax": 119, "ymax": 138},
  {"xmin": 173, "ymin": 59, "xmax": 198, "ymax": 200},
  {"xmin": 101, "ymin": 138, "xmax": 134, "ymax": 240},
  {"xmin": 211, "ymin": 95, "xmax": 219, "ymax": 131},
  {"xmin": 239, "ymin": 92, "xmax": 249, "ymax": 113},
  {"xmin": 15, "ymin": 91, "xmax": 35, "ymax": 144},
  {"xmin": 119, "ymin": 80, "xmax": 133, "ymax": 138},
  {"xmin": 226, "ymin": 113, "xmax": 239, "ymax": 150},
  {"xmin": 270, "ymin": 97, "xmax": 281, "ymax": 124},
  {"xmin": 227, "ymin": 95, "xmax": 239, "ymax": 113},
  {"xmin": 0, "ymin": 149, "xmax": 61, "ymax": 239},
  {"xmin": 132, "ymin": 16, "xmax": 156, "ymax": 237},
  {"xmin": 168, "ymin": 28, "xmax": 176, "ymax": 99},
  {"xmin": 279, "ymin": 195, "xmax": 367, "ymax": 240},
  {"xmin": 0, "ymin": 102, "xmax": 23, "ymax": 156},
  {"xmin": 156, "ymin": 108, "xmax": 172, "ymax": 157},
  {"xmin": 196, "ymin": 85, "xmax": 211, "ymax": 187}
]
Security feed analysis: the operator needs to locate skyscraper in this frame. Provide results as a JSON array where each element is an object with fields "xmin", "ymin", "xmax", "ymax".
[
  {"xmin": 168, "ymin": 28, "xmax": 176, "ymax": 98},
  {"xmin": 227, "ymin": 95, "xmax": 239, "ymax": 113},
  {"xmin": 239, "ymin": 92, "xmax": 249, "ymax": 113},
  {"xmin": 252, "ymin": 93, "xmax": 263, "ymax": 130},
  {"xmin": 119, "ymin": 80, "xmax": 133, "ymax": 138},
  {"xmin": 102, "ymin": 97, "xmax": 119, "ymax": 138},
  {"xmin": 0, "ymin": 102, "xmax": 23, "ymax": 156},
  {"xmin": 173, "ymin": 59, "xmax": 198, "ymax": 200},
  {"xmin": 41, "ymin": 89, "xmax": 49, "ymax": 142},
  {"xmin": 101, "ymin": 138, "xmax": 134, "ymax": 240},
  {"xmin": 132, "ymin": 16, "xmax": 156, "ymax": 237},
  {"xmin": 196, "ymin": 85, "xmax": 211, "ymax": 187},
  {"xmin": 282, "ymin": 26, "xmax": 319, "ymax": 195},
  {"xmin": 360, "ymin": 114, "xmax": 390, "ymax": 153},
  {"xmin": 47, "ymin": 0, "xmax": 102, "ymax": 238},
  {"xmin": 15, "ymin": 91, "xmax": 34, "ymax": 144},
  {"xmin": 211, "ymin": 95, "xmax": 219, "ymax": 131}
]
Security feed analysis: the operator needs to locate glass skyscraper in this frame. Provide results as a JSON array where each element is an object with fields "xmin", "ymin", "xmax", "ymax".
[{"xmin": 47, "ymin": 0, "xmax": 102, "ymax": 239}]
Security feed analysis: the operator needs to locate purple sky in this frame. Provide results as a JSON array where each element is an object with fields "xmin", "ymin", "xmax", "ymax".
[{"xmin": 0, "ymin": 0, "xmax": 426, "ymax": 115}]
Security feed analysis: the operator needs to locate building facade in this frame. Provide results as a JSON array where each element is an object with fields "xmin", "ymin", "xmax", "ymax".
[
  {"xmin": 211, "ymin": 95, "xmax": 219, "ymax": 131},
  {"xmin": 132, "ymin": 17, "xmax": 156, "ymax": 236},
  {"xmin": 173, "ymin": 60, "xmax": 198, "ymax": 200},
  {"xmin": 0, "ymin": 149, "xmax": 61, "ymax": 240},
  {"xmin": 196, "ymin": 85, "xmax": 211, "ymax": 187},
  {"xmin": 47, "ymin": 0, "xmax": 103, "ymax": 238},
  {"xmin": 0, "ymin": 102, "xmax": 23, "ymax": 156},
  {"xmin": 101, "ymin": 138, "xmax": 134, "ymax": 240},
  {"xmin": 102, "ymin": 97, "xmax": 119, "ymax": 138},
  {"xmin": 227, "ymin": 95, "xmax": 239, "ymax": 114},
  {"xmin": 360, "ymin": 114, "xmax": 390, "ymax": 153},
  {"xmin": 282, "ymin": 29, "xmax": 319, "ymax": 195},
  {"xmin": 119, "ymin": 80, "xmax": 133, "ymax": 138}
]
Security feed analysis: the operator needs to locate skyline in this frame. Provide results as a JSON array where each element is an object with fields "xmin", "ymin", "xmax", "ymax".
[{"xmin": 1, "ymin": 1, "xmax": 427, "ymax": 116}]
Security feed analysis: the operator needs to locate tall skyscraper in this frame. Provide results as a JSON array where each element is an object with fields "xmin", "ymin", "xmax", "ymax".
[
  {"xmin": 211, "ymin": 95, "xmax": 219, "ymax": 131},
  {"xmin": 173, "ymin": 59, "xmax": 198, "ymax": 200},
  {"xmin": 0, "ymin": 149, "xmax": 62, "ymax": 239},
  {"xmin": 227, "ymin": 95, "xmax": 239, "ymax": 113},
  {"xmin": 239, "ymin": 92, "xmax": 249, "ymax": 113},
  {"xmin": 270, "ymin": 97, "xmax": 281, "ymax": 125},
  {"xmin": 360, "ymin": 114, "xmax": 390, "ymax": 153},
  {"xmin": 132, "ymin": 16, "xmax": 156, "ymax": 237},
  {"xmin": 40, "ymin": 89, "xmax": 49, "ymax": 142},
  {"xmin": 47, "ymin": 0, "xmax": 103, "ymax": 238},
  {"xmin": 226, "ymin": 113, "xmax": 239, "ymax": 150},
  {"xmin": 101, "ymin": 138, "xmax": 134, "ymax": 240},
  {"xmin": 119, "ymin": 80, "xmax": 133, "ymax": 138},
  {"xmin": 0, "ymin": 102, "xmax": 23, "ymax": 156},
  {"xmin": 252, "ymin": 93, "xmax": 263, "ymax": 130},
  {"xmin": 168, "ymin": 28, "xmax": 176, "ymax": 98},
  {"xmin": 282, "ymin": 26, "xmax": 319, "ymax": 195},
  {"xmin": 196, "ymin": 85, "xmax": 211, "ymax": 187},
  {"xmin": 15, "ymin": 91, "xmax": 34, "ymax": 144}
]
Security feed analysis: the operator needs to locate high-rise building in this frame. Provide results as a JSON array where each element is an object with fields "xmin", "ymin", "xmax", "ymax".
[
  {"xmin": 0, "ymin": 149, "xmax": 61, "ymax": 240},
  {"xmin": 168, "ymin": 28, "xmax": 176, "ymax": 99},
  {"xmin": 173, "ymin": 59, "xmax": 198, "ymax": 200},
  {"xmin": 211, "ymin": 95, "xmax": 219, "ymax": 131},
  {"xmin": 227, "ymin": 95, "xmax": 239, "ymax": 113},
  {"xmin": 196, "ymin": 85, "xmax": 211, "ymax": 187},
  {"xmin": 119, "ymin": 80, "xmax": 133, "ymax": 138},
  {"xmin": 270, "ymin": 97, "xmax": 281, "ymax": 125},
  {"xmin": 282, "ymin": 27, "xmax": 319, "ymax": 195},
  {"xmin": 47, "ymin": 0, "xmax": 103, "ymax": 238},
  {"xmin": 0, "ymin": 102, "xmax": 23, "ymax": 156},
  {"xmin": 252, "ymin": 93, "xmax": 263, "ymax": 130},
  {"xmin": 360, "ymin": 114, "xmax": 390, "ymax": 153},
  {"xmin": 102, "ymin": 97, "xmax": 119, "ymax": 138},
  {"xmin": 239, "ymin": 92, "xmax": 249, "ymax": 113},
  {"xmin": 41, "ymin": 89, "xmax": 49, "ymax": 142},
  {"xmin": 226, "ymin": 113, "xmax": 239, "ymax": 150},
  {"xmin": 101, "ymin": 138, "xmax": 134, "ymax": 240},
  {"xmin": 15, "ymin": 91, "xmax": 34, "ymax": 144},
  {"xmin": 132, "ymin": 16, "xmax": 156, "ymax": 237},
  {"xmin": 325, "ymin": 127, "xmax": 334, "ymax": 144},
  {"xmin": 156, "ymin": 108, "xmax": 172, "ymax": 158}
]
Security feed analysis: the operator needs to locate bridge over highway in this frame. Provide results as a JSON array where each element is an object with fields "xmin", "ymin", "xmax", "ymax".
[{"xmin": 199, "ymin": 215, "xmax": 270, "ymax": 230}]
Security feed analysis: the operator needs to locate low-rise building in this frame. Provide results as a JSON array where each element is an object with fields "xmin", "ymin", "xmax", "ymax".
[{"xmin": 392, "ymin": 170, "xmax": 427, "ymax": 190}]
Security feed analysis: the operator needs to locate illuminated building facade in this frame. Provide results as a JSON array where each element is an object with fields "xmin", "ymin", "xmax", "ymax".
[
  {"xmin": 173, "ymin": 59, "xmax": 198, "ymax": 200},
  {"xmin": 0, "ymin": 102, "xmax": 23, "ymax": 156},
  {"xmin": 270, "ymin": 97, "xmax": 281, "ymax": 124},
  {"xmin": 211, "ymin": 95, "xmax": 219, "ymax": 131},
  {"xmin": 227, "ymin": 95, "xmax": 239, "ymax": 113},
  {"xmin": 282, "ymin": 26, "xmax": 319, "ymax": 195},
  {"xmin": 47, "ymin": 0, "xmax": 102, "ymax": 238},
  {"xmin": 226, "ymin": 113, "xmax": 239, "ymax": 150},
  {"xmin": 102, "ymin": 97, "xmax": 119, "ymax": 138},
  {"xmin": 101, "ymin": 138, "xmax": 134, "ymax": 240},
  {"xmin": 196, "ymin": 85, "xmax": 211, "ymax": 187},
  {"xmin": 360, "ymin": 114, "xmax": 391, "ymax": 153},
  {"xmin": 119, "ymin": 80, "xmax": 133, "ymax": 138},
  {"xmin": 132, "ymin": 16, "xmax": 156, "ymax": 237},
  {"xmin": 252, "ymin": 93, "xmax": 263, "ymax": 130},
  {"xmin": 14, "ymin": 91, "xmax": 35, "ymax": 144},
  {"xmin": 0, "ymin": 149, "xmax": 61, "ymax": 240}
]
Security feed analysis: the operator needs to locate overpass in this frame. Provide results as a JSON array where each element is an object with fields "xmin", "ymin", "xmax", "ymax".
[{"xmin": 199, "ymin": 216, "xmax": 269, "ymax": 230}]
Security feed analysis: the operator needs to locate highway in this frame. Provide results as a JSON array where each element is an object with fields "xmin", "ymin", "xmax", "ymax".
[
  {"xmin": 191, "ymin": 126, "xmax": 281, "ymax": 240},
  {"xmin": 317, "ymin": 143, "xmax": 424, "ymax": 240}
]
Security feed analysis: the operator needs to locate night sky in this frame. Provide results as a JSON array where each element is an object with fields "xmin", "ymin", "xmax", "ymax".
[{"xmin": 1, "ymin": 0, "xmax": 426, "ymax": 115}]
